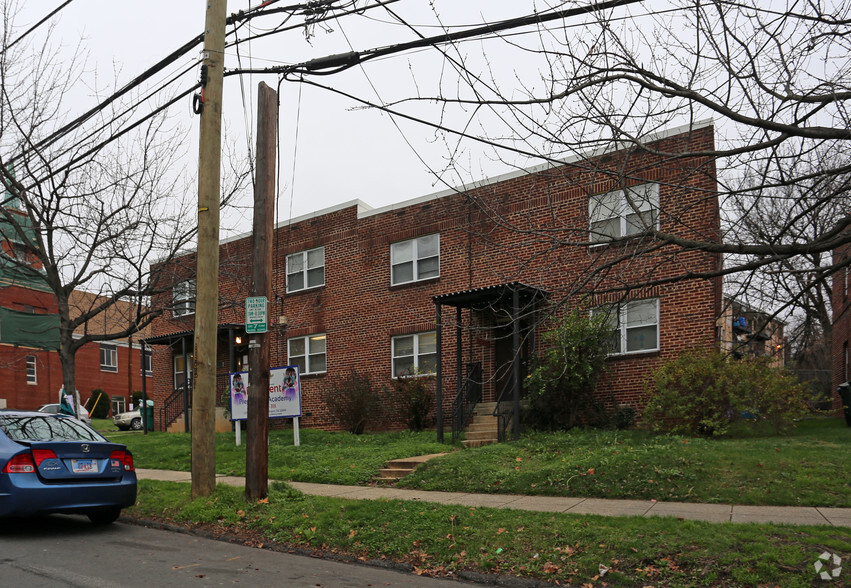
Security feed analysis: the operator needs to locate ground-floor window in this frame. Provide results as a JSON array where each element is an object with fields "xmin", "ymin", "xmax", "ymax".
[
  {"xmin": 174, "ymin": 353, "xmax": 193, "ymax": 389},
  {"xmin": 111, "ymin": 395, "xmax": 126, "ymax": 415},
  {"xmin": 392, "ymin": 331, "xmax": 437, "ymax": 376},
  {"xmin": 593, "ymin": 298, "xmax": 660, "ymax": 354},
  {"xmin": 288, "ymin": 334, "xmax": 327, "ymax": 375},
  {"xmin": 26, "ymin": 355, "xmax": 37, "ymax": 384}
]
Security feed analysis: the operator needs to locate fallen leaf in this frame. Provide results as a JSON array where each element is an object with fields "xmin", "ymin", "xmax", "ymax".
[
  {"xmin": 543, "ymin": 561, "xmax": 561, "ymax": 573},
  {"xmin": 497, "ymin": 528, "xmax": 506, "ymax": 534},
  {"xmin": 257, "ymin": 498, "xmax": 269, "ymax": 504}
]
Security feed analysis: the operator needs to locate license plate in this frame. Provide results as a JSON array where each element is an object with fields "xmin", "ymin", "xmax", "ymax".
[{"xmin": 71, "ymin": 459, "xmax": 96, "ymax": 473}]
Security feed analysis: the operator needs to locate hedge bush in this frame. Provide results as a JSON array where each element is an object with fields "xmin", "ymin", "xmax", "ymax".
[
  {"xmin": 391, "ymin": 374, "xmax": 435, "ymax": 431},
  {"xmin": 323, "ymin": 369, "xmax": 384, "ymax": 434},
  {"xmin": 644, "ymin": 348, "xmax": 810, "ymax": 436},
  {"xmin": 88, "ymin": 388, "xmax": 110, "ymax": 419},
  {"xmin": 523, "ymin": 307, "xmax": 612, "ymax": 430}
]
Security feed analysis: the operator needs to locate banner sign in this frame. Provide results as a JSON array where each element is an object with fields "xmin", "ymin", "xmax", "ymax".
[{"xmin": 229, "ymin": 365, "xmax": 302, "ymax": 420}]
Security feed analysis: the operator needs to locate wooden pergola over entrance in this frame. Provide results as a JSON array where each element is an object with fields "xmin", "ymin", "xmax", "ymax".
[{"xmin": 433, "ymin": 282, "xmax": 548, "ymax": 443}]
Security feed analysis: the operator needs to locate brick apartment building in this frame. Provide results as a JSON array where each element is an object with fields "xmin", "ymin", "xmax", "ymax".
[
  {"xmin": 0, "ymin": 205, "xmax": 151, "ymax": 415},
  {"xmin": 833, "ymin": 241, "xmax": 851, "ymax": 410},
  {"xmin": 147, "ymin": 121, "xmax": 722, "ymax": 436},
  {"xmin": 716, "ymin": 297, "xmax": 786, "ymax": 368}
]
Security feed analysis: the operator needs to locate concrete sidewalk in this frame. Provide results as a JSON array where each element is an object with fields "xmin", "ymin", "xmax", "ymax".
[{"xmin": 136, "ymin": 469, "xmax": 851, "ymax": 527}]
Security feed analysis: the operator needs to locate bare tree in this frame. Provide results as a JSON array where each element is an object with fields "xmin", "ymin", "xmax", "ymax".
[
  {"xmin": 0, "ymin": 1, "xmax": 247, "ymax": 407},
  {"xmin": 287, "ymin": 0, "xmax": 851, "ymax": 312}
]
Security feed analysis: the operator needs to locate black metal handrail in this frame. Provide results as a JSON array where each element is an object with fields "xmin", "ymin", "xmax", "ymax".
[
  {"xmin": 451, "ymin": 362, "xmax": 482, "ymax": 443},
  {"xmin": 158, "ymin": 384, "xmax": 190, "ymax": 432},
  {"xmin": 493, "ymin": 374, "xmax": 524, "ymax": 443}
]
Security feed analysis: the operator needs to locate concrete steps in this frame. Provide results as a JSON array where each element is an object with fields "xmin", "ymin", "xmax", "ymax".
[
  {"xmin": 373, "ymin": 453, "xmax": 448, "ymax": 482},
  {"xmin": 461, "ymin": 402, "xmax": 500, "ymax": 449}
]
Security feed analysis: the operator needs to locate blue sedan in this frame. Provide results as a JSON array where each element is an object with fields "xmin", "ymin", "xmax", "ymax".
[{"xmin": 0, "ymin": 411, "xmax": 137, "ymax": 524}]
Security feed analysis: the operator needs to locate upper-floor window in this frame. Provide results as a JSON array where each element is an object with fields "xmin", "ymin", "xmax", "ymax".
[
  {"xmin": 589, "ymin": 183, "xmax": 659, "ymax": 243},
  {"xmin": 142, "ymin": 347, "xmax": 152, "ymax": 376},
  {"xmin": 593, "ymin": 298, "xmax": 660, "ymax": 354},
  {"xmin": 173, "ymin": 280, "xmax": 196, "ymax": 317},
  {"xmin": 288, "ymin": 334, "xmax": 327, "ymax": 375},
  {"xmin": 287, "ymin": 247, "xmax": 325, "ymax": 293},
  {"xmin": 26, "ymin": 355, "xmax": 37, "ymax": 384},
  {"xmin": 391, "ymin": 234, "xmax": 439, "ymax": 285},
  {"xmin": 392, "ymin": 331, "xmax": 437, "ymax": 377},
  {"xmin": 100, "ymin": 343, "xmax": 118, "ymax": 372}
]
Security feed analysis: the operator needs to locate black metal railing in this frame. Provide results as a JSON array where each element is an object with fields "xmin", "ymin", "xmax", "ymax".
[
  {"xmin": 158, "ymin": 384, "xmax": 190, "ymax": 432},
  {"xmin": 493, "ymin": 375, "xmax": 526, "ymax": 443},
  {"xmin": 451, "ymin": 362, "xmax": 482, "ymax": 443}
]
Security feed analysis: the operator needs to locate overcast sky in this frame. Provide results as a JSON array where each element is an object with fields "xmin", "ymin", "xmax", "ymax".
[{"xmin": 13, "ymin": 0, "xmax": 596, "ymax": 236}]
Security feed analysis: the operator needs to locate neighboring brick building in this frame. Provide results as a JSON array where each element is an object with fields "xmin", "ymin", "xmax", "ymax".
[
  {"xmin": 0, "ymin": 206, "xmax": 151, "ymax": 415},
  {"xmin": 832, "ymin": 242, "xmax": 851, "ymax": 411},
  {"xmin": 716, "ymin": 297, "xmax": 786, "ymax": 368},
  {"xmin": 148, "ymin": 122, "xmax": 722, "ymax": 435}
]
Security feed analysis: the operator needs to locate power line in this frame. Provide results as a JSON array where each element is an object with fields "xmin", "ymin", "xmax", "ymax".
[
  {"xmin": 231, "ymin": 0, "xmax": 645, "ymax": 76},
  {"xmin": 2, "ymin": 0, "xmax": 76, "ymax": 54}
]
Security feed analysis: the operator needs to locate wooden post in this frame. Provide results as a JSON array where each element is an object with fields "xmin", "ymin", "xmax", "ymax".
[
  {"xmin": 246, "ymin": 82, "xmax": 277, "ymax": 500},
  {"xmin": 191, "ymin": 0, "xmax": 227, "ymax": 498}
]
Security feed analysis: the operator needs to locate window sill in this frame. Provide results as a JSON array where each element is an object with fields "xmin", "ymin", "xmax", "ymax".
[
  {"xmin": 286, "ymin": 284, "xmax": 325, "ymax": 295},
  {"xmin": 390, "ymin": 276, "xmax": 440, "ymax": 289},
  {"xmin": 606, "ymin": 348, "xmax": 660, "ymax": 359}
]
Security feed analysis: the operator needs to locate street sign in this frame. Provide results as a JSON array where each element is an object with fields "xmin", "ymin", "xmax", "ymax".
[{"xmin": 245, "ymin": 296, "xmax": 268, "ymax": 334}]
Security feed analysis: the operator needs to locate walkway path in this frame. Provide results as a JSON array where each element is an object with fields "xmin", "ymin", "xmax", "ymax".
[{"xmin": 136, "ymin": 469, "xmax": 851, "ymax": 527}]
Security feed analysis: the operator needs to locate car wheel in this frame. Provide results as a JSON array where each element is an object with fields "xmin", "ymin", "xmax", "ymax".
[
  {"xmin": 87, "ymin": 506, "xmax": 121, "ymax": 525},
  {"xmin": 130, "ymin": 418, "xmax": 142, "ymax": 431}
]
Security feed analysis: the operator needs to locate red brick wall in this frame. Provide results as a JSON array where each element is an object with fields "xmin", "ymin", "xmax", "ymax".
[
  {"xmin": 150, "ymin": 124, "xmax": 722, "ymax": 430},
  {"xmin": 832, "ymin": 243, "xmax": 851, "ymax": 412},
  {"xmin": 0, "ymin": 285, "xmax": 151, "ymax": 413}
]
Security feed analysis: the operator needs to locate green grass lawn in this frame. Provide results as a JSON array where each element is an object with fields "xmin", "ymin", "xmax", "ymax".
[
  {"xmin": 113, "ymin": 419, "xmax": 851, "ymax": 586},
  {"xmin": 112, "ymin": 417, "xmax": 851, "ymax": 506},
  {"xmin": 129, "ymin": 479, "xmax": 851, "ymax": 587}
]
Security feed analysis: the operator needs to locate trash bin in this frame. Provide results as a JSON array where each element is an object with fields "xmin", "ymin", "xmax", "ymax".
[
  {"xmin": 144, "ymin": 399, "xmax": 154, "ymax": 431},
  {"xmin": 838, "ymin": 383, "xmax": 851, "ymax": 427}
]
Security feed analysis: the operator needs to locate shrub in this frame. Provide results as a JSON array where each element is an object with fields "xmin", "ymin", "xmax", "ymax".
[
  {"xmin": 523, "ymin": 307, "xmax": 612, "ymax": 430},
  {"xmin": 88, "ymin": 388, "xmax": 111, "ymax": 419},
  {"xmin": 644, "ymin": 348, "xmax": 810, "ymax": 436},
  {"xmin": 323, "ymin": 369, "xmax": 384, "ymax": 434},
  {"xmin": 392, "ymin": 374, "xmax": 435, "ymax": 431}
]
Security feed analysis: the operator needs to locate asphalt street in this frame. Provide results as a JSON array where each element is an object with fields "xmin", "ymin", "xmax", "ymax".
[{"xmin": 0, "ymin": 515, "xmax": 473, "ymax": 587}]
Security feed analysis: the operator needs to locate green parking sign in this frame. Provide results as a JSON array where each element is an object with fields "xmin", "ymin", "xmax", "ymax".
[{"xmin": 245, "ymin": 296, "xmax": 268, "ymax": 334}]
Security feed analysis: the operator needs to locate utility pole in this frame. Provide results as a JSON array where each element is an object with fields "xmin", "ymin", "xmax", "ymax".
[
  {"xmin": 192, "ymin": 0, "xmax": 227, "ymax": 498},
  {"xmin": 246, "ymin": 82, "xmax": 277, "ymax": 500}
]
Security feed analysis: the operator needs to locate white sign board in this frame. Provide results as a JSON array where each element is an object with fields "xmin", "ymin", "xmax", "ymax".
[{"xmin": 229, "ymin": 365, "xmax": 302, "ymax": 420}]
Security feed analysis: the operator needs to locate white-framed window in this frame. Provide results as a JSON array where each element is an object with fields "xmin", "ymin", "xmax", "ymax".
[
  {"xmin": 141, "ymin": 347, "xmax": 152, "ymax": 376},
  {"xmin": 173, "ymin": 280, "xmax": 196, "ymax": 316},
  {"xmin": 111, "ymin": 395, "xmax": 126, "ymax": 415},
  {"xmin": 288, "ymin": 334, "xmax": 327, "ymax": 375},
  {"xmin": 589, "ymin": 183, "xmax": 659, "ymax": 243},
  {"xmin": 287, "ymin": 247, "xmax": 325, "ymax": 293},
  {"xmin": 593, "ymin": 299, "xmax": 660, "ymax": 354},
  {"xmin": 392, "ymin": 331, "xmax": 437, "ymax": 377},
  {"xmin": 174, "ymin": 353, "xmax": 193, "ymax": 389},
  {"xmin": 391, "ymin": 234, "xmax": 440, "ymax": 285},
  {"xmin": 26, "ymin": 355, "xmax": 37, "ymax": 384},
  {"xmin": 100, "ymin": 343, "xmax": 118, "ymax": 372}
]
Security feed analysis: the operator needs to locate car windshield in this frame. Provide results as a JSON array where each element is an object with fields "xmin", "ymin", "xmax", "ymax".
[{"xmin": 0, "ymin": 415, "xmax": 105, "ymax": 442}]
